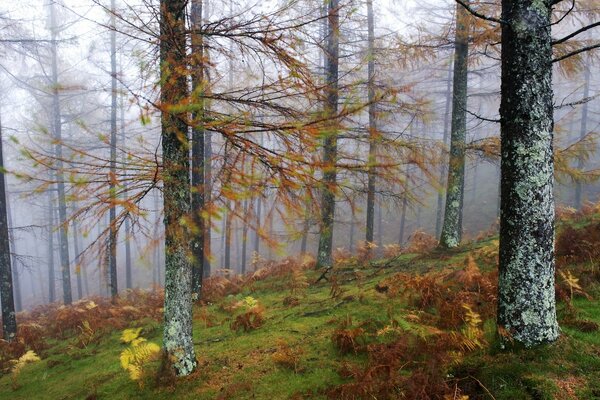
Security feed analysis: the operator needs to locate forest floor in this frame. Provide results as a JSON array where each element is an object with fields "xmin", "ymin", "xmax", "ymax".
[{"xmin": 1, "ymin": 209, "xmax": 600, "ymax": 399}]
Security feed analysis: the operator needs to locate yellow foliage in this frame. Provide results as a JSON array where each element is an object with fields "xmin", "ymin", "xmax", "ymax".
[
  {"xmin": 121, "ymin": 327, "xmax": 143, "ymax": 343},
  {"xmin": 119, "ymin": 328, "xmax": 160, "ymax": 385},
  {"xmin": 11, "ymin": 350, "xmax": 41, "ymax": 389}
]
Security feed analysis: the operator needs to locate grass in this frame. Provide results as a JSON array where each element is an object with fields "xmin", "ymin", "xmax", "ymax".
[{"xmin": 1, "ymin": 236, "xmax": 600, "ymax": 399}]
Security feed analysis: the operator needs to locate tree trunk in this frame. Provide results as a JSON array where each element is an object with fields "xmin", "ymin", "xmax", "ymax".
[
  {"xmin": 365, "ymin": 0, "xmax": 377, "ymax": 247},
  {"xmin": 190, "ymin": 0, "xmax": 205, "ymax": 299},
  {"xmin": 47, "ymin": 193, "xmax": 56, "ymax": 303},
  {"xmin": 159, "ymin": 0, "xmax": 197, "ymax": 376},
  {"xmin": 224, "ymin": 202, "xmax": 232, "ymax": 269},
  {"xmin": 50, "ymin": 1, "xmax": 73, "ymax": 305},
  {"xmin": 120, "ymin": 60, "xmax": 133, "ymax": 290},
  {"xmin": 70, "ymin": 203, "xmax": 83, "ymax": 300},
  {"xmin": 72, "ymin": 214, "xmax": 87, "ymax": 298},
  {"xmin": 108, "ymin": 0, "xmax": 119, "ymax": 301},
  {"xmin": 435, "ymin": 59, "xmax": 454, "ymax": 238},
  {"xmin": 316, "ymin": 0, "xmax": 340, "ymax": 268},
  {"xmin": 202, "ymin": 0, "xmax": 212, "ymax": 279},
  {"xmin": 497, "ymin": 0, "xmax": 559, "ymax": 347},
  {"xmin": 6, "ymin": 194, "xmax": 21, "ymax": 312},
  {"xmin": 241, "ymin": 200, "xmax": 249, "ymax": 274},
  {"xmin": 439, "ymin": 1, "xmax": 469, "ymax": 249},
  {"xmin": 398, "ymin": 194, "xmax": 407, "ymax": 245},
  {"xmin": 575, "ymin": 58, "xmax": 590, "ymax": 209},
  {"xmin": 0, "ymin": 113, "xmax": 17, "ymax": 341}
]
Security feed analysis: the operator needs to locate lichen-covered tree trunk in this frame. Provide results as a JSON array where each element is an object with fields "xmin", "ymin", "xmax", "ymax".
[
  {"xmin": 202, "ymin": 0, "xmax": 212, "ymax": 279},
  {"xmin": 316, "ymin": 0, "xmax": 340, "ymax": 268},
  {"xmin": 50, "ymin": 1, "xmax": 72, "ymax": 305},
  {"xmin": 190, "ymin": 0, "xmax": 205, "ymax": 299},
  {"xmin": 435, "ymin": 60, "xmax": 453, "ymax": 238},
  {"xmin": 365, "ymin": 0, "xmax": 377, "ymax": 247},
  {"xmin": 439, "ymin": 1, "xmax": 469, "ymax": 249},
  {"xmin": 160, "ymin": 0, "xmax": 197, "ymax": 376},
  {"xmin": 498, "ymin": 0, "xmax": 559, "ymax": 347},
  {"xmin": 0, "ymin": 113, "xmax": 17, "ymax": 341}
]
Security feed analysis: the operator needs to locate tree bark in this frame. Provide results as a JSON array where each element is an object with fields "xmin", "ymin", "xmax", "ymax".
[
  {"xmin": 159, "ymin": 0, "xmax": 197, "ymax": 376},
  {"xmin": 108, "ymin": 0, "xmax": 118, "ymax": 301},
  {"xmin": 120, "ymin": 60, "xmax": 133, "ymax": 290},
  {"xmin": 574, "ymin": 57, "xmax": 590, "ymax": 209},
  {"xmin": 50, "ymin": 1, "xmax": 72, "ymax": 305},
  {"xmin": 0, "ymin": 112, "xmax": 17, "ymax": 341},
  {"xmin": 190, "ymin": 0, "xmax": 205, "ymax": 298},
  {"xmin": 497, "ymin": 0, "xmax": 559, "ymax": 347},
  {"xmin": 365, "ymin": 0, "xmax": 377, "ymax": 247},
  {"xmin": 439, "ymin": 1, "xmax": 469, "ymax": 249},
  {"xmin": 5, "ymin": 194, "xmax": 21, "ymax": 312},
  {"xmin": 316, "ymin": 0, "xmax": 340, "ymax": 268},
  {"xmin": 47, "ymin": 193, "xmax": 56, "ymax": 303},
  {"xmin": 435, "ymin": 59, "xmax": 454, "ymax": 239}
]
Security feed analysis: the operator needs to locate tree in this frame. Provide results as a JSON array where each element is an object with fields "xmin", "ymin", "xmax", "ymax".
[
  {"xmin": 497, "ymin": 0, "xmax": 559, "ymax": 346},
  {"xmin": 439, "ymin": 1, "xmax": 469, "ymax": 248},
  {"xmin": 159, "ymin": 0, "xmax": 197, "ymax": 375},
  {"xmin": 190, "ymin": 0, "xmax": 205, "ymax": 299},
  {"xmin": 108, "ymin": 0, "xmax": 118, "ymax": 301},
  {"xmin": 316, "ymin": 0, "xmax": 340, "ymax": 269},
  {"xmin": 49, "ymin": 0, "xmax": 73, "ymax": 305},
  {"xmin": 365, "ymin": 0, "xmax": 377, "ymax": 248},
  {"xmin": 0, "ymin": 110, "xmax": 17, "ymax": 341}
]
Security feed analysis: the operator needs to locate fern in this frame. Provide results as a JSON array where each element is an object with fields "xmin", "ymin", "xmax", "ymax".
[{"xmin": 119, "ymin": 328, "xmax": 160, "ymax": 386}]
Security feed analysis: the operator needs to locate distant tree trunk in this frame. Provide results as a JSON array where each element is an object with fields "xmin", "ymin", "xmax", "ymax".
[
  {"xmin": 224, "ymin": 202, "xmax": 232, "ymax": 268},
  {"xmin": 497, "ymin": 0, "xmax": 559, "ymax": 347},
  {"xmin": 575, "ymin": 58, "xmax": 590, "ymax": 210},
  {"xmin": 254, "ymin": 196, "xmax": 262, "ymax": 256},
  {"xmin": 0, "ymin": 114, "xmax": 17, "ymax": 341},
  {"xmin": 398, "ymin": 194, "xmax": 408, "ymax": 245},
  {"xmin": 190, "ymin": 0, "xmax": 205, "ymax": 299},
  {"xmin": 376, "ymin": 201, "xmax": 383, "ymax": 250},
  {"xmin": 108, "ymin": 0, "xmax": 118, "ymax": 301},
  {"xmin": 5, "ymin": 196, "xmax": 21, "ymax": 312},
  {"xmin": 316, "ymin": 0, "xmax": 340, "ymax": 268},
  {"xmin": 435, "ymin": 60, "xmax": 453, "ymax": 238},
  {"xmin": 120, "ymin": 62, "xmax": 133, "ymax": 290},
  {"xmin": 439, "ymin": 1, "xmax": 469, "ymax": 249},
  {"xmin": 72, "ymin": 214, "xmax": 87, "ymax": 298},
  {"xmin": 159, "ymin": 0, "xmax": 197, "ymax": 376},
  {"xmin": 300, "ymin": 207, "xmax": 309, "ymax": 254},
  {"xmin": 365, "ymin": 0, "xmax": 377, "ymax": 247},
  {"xmin": 67, "ymin": 204, "xmax": 83, "ymax": 300},
  {"xmin": 50, "ymin": 1, "xmax": 72, "ymax": 305},
  {"xmin": 47, "ymin": 194, "xmax": 56, "ymax": 303},
  {"xmin": 241, "ymin": 200, "xmax": 249, "ymax": 274},
  {"xmin": 202, "ymin": 0, "xmax": 212, "ymax": 279},
  {"xmin": 348, "ymin": 209, "xmax": 355, "ymax": 252}
]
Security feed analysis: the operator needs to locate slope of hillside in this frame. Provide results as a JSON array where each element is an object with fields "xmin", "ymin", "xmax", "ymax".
[{"xmin": 1, "ymin": 212, "xmax": 600, "ymax": 399}]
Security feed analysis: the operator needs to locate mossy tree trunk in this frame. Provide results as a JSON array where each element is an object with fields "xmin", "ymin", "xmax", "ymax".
[
  {"xmin": 439, "ymin": 1, "xmax": 469, "ymax": 249},
  {"xmin": 190, "ymin": 0, "xmax": 205, "ymax": 299},
  {"xmin": 160, "ymin": 0, "xmax": 197, "ymax": 376},
  {"xmin": 0, "ymin": 112, "xmax": 17, "ymax": 341},
  {"xmin": 365, "ymin": 0, "xmax": 377, "ymax": 247},
  {"xmin": 497, "ymin": 0, "xmax": 559, "ymax": 347},
  {"xmin": 316, "ymin": 0, "xmax": 340, "ymax": 268}
]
